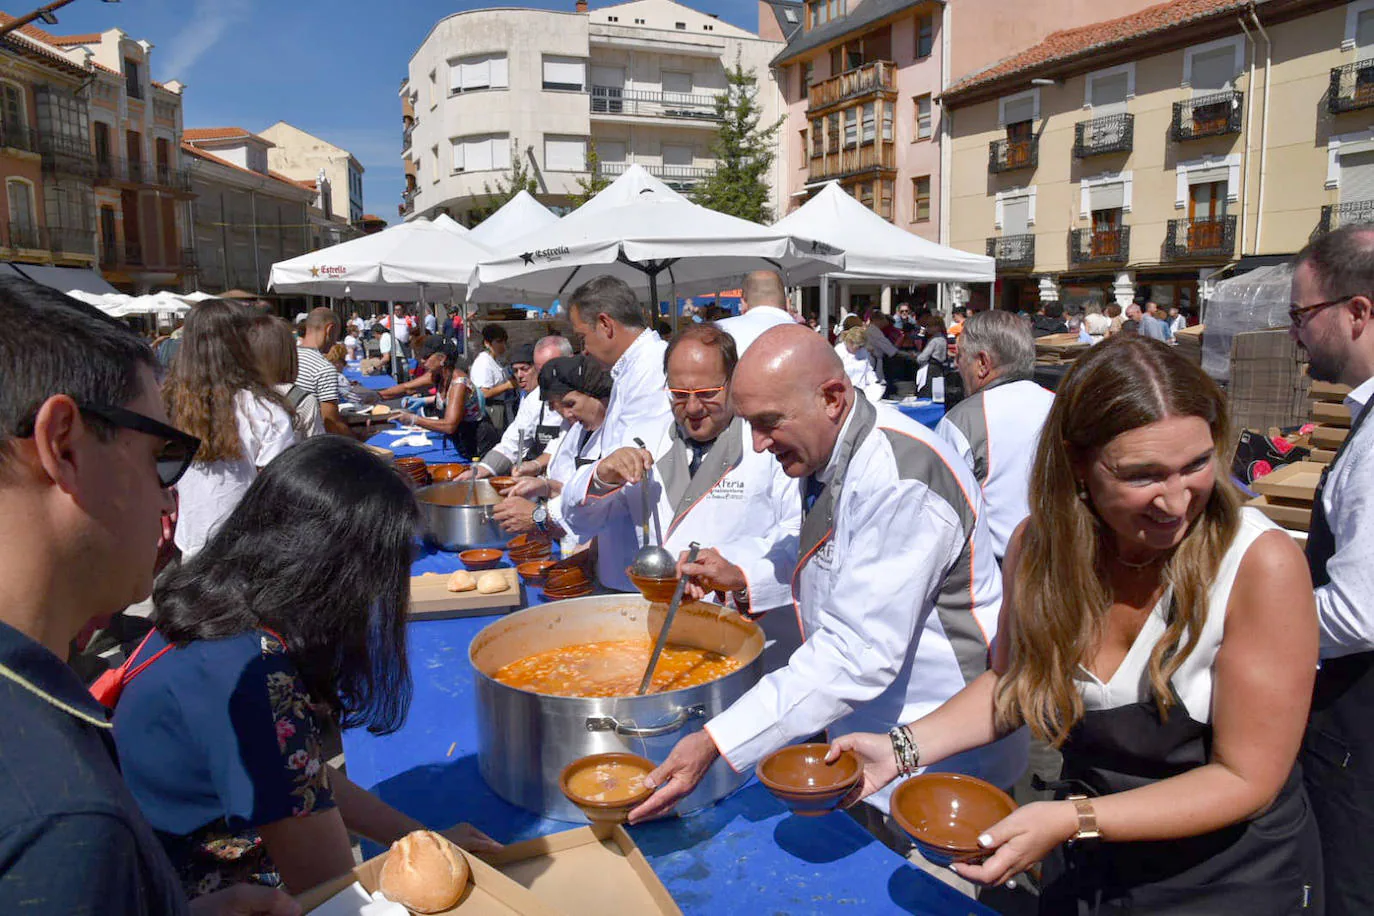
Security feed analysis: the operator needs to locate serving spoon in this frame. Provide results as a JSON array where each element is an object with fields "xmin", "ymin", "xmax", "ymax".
[
  {"xmin": 637, "ymin": 541, "xmax": 700, "ymax": 696},
  {"xmin": 628, "ymin": 437, "xmax": 676, "ymax": 579}
]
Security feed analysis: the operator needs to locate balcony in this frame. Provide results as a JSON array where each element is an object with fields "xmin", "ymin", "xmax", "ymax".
[
  {"xmin": 38, "ymin": 133, "xmax": 95, "ymax": 178},
  {"xmin": 1165, "ymin": 215, "xmax": 1237, "ymax": 260},
  {"xmin": 986, "ymin": 234, "xmax": 1035, "ymax": 270},
  {"xmin": 93, "ymin": 157, "xmax": 193, "ymax": 194},
  {"xmin": 1170, "ymin": 91, "xmax": 1242, "ymax": 141},
  {"xmin": 0, "ymin": 123, "xmax": 38, "ymax": 154},
  {"xmin": 1328, "ymin": 60, "xmax": 1374, "ymax": 115},
  {"xmin": 48, "ymin": 226, "xmax": 96, "ymax": 257},
  {"xmin": 598, "ymin": 160, "xmax": 713, "ymax": 190},
  {"xmin": 806, "ymin": 61, "xmax": 896, "ymax": 114},
  {"xmin": 809, "ymin": 140, "xmax": 895, "ymax": 182},
  {"xmin": 5, "ymin": 222, "xmax": 44, "ymax": 250},
  {"xmin": 400, "ymin": 185, "xmax": 417, "ymax": 217},
  {"xmin": 1318, "ymin": 199, "xmax": 1374, "ymax": 234},
  {"xmin": 590, "ymin": 86, "xmax": 722, "ymax": 122},
  {"xmin": 1073, "ymin": 113, "xmax": 1134, "ymax": 158},
  {"xmin": 402, "ymin": 124, "xmax": 413, "ymax": 152},
  {"xmin": 152, "ymin": 164, "xmax": 194, "ymax": 194},
  {"xmin": 1069, "ymin": 226, "xmax": 1130, "ymax": 266},
  {"xmin": 989, "ymin": 137, "xmax": 1037, "ymax": 173}
]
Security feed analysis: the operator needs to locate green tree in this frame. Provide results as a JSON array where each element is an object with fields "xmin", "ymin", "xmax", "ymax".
[
  {"xmin": 692, "ymin": 60, "xmax": 783, "ymax": 224},
  {"xmin": 569, "ymin": 141, "xmax": 612, "ymax": 209},
  {"xmin": 467, "ymin": 139, "xmax": 540, "ymax": 226}
]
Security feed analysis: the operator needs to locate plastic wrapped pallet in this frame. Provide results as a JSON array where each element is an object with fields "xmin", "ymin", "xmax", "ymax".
[
  {"xmin": 1227, "ymin": 329, "xmax": 1309, "ymax": 432},
  {"xmin": 1201, "ymin": 264, "xmax": 1293, "ymax": 383}
]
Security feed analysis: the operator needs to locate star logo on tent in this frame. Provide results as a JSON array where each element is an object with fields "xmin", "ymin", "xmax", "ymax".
[
  {"xmin": 520, "ymin": 252, "xmax": 535, "ymax": 265},
  {"xmin": 309, "ymin": 266, "xmax": 320, "ymax": 277}
]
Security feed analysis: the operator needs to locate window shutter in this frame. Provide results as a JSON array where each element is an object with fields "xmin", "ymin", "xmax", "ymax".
[
  {"xmin": 1003, "ymin": 95, "xmax": 1034, "ymax": 125},
  {"xmin": 1357, "ymin": 9, "xmax": 1374, "ymax": 52},
  {"xmin": 543, "ymin": 57, "xmax": 585, "ymax": 90},
  {"xmin": 465, "ymin": 136, "xmax": 493, "ymax": 171},
  {"xmin": 1341, "ymin": 149, "xmax": 1374, "ymax": 204},
  {"xmin": 1090, "ymin": 72, "xmax": 1129, "ymax": 111},
  {"xmin": 1089, "ymin": 182, "xmax": 1125, "ymax": 211},
  {"xmin": 1189, "ymin": 47, "xmax": 1234, "ymax": 92},
  {"xmin": 489, "ymin": 55, "xmax": 508, "ymax": 89},
  {"xmin": 1188, "ymin": 165, "xmax": 1229, "ymax": 184},
  {"xmin": 598, "ymin": 140, "xmax": 626, "ymax": 163},
  {"xmin": 492, "ymin": 135, "xmax": 511, "ymax": 170},
  {"xmin": 545, "ymin": 136, "xmax": 585, "ymax": 171},
  {"xmin": 450, "ymin": 139, "xmax": 464, "ymax": 172},
  {"xmin": 1002, "ymin": 197, "xmax": 1030, "ymax": 234},
  {"xmin": 662, "ymin": 144, "xmax": 693, "ymax": 167},
  {"xmin": 662, "ymin": 71, "xmax": 692, "ymax": 95}
]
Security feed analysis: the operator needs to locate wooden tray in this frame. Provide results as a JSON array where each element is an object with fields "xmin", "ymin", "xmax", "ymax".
[
  {"xmin": 1247, "ymin": 494, "xmax": 1312, "ymax": 532},
  {"xmin": 1311, "ymin": 401, "xmax": 1351, "ymax": 427},
  {"xmin": 1251, "ymin": 461, "xmax": 1323, "ymax": 504},
  {"xmin": 410, "ymin": 568, "xmax": 522, "ymax": 618},
  {"xmin": 482, "ymin": 825, "xmax": 680, "ymax": 916},
  {"xmin": 1311, "ymin": 425, "xmax": 1349, "ymax": 449}
]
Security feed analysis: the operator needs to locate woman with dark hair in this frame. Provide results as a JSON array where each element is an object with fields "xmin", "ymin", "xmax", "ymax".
[
  {"xmin": 393, "ymin": 342, "xmax": 499, "ymax": 458},
  {"xmin": 830, "ymin": 335, "xmax": 1320, "ymax": 913},
  {"xmin": 162, "ymin": 299, "xmax": 297, "ymax": 557},
  {"xmin": 244, "ymin": 314, "xmax": 324, "ymax": 438},
  {"xmin": 112, "ymin": 437, "xmax": 497, "ymax": 900}
]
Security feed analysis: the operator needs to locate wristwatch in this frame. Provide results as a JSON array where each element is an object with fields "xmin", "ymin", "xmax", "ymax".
[
  {"xmin": 532, "ymin": 499, "xmax": 549, "ymax": 535},
  {"xmin": 1067, "ymin": 794, "xmax": 1101, "ymax": 843}
]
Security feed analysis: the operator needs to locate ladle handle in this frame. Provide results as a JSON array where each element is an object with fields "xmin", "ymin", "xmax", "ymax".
[
  {"xmin": 633, "ymin": 437, "xmax": 654, "ymax": 546},
  {"xmin": 637, "ymin": 541, "xmax": 699, "ymax": 696}
]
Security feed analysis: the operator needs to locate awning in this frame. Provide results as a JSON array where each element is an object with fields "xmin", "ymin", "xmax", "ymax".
[
  {"xmin": 11, "ymin": 264, "xmax": 120, "ymax": 296},
  {"xmin": 0, "ymin": 263, "xmax": 25, "ymax": 279}
]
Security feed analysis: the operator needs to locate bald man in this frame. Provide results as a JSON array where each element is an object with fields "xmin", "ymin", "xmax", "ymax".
[
  {"xmin": 630, "ymin": 324, "xmax": 1026, "ymax": 838},
  {"xmin": 715, "ymin": 269, "xmax": 796, "ymax": 355}
]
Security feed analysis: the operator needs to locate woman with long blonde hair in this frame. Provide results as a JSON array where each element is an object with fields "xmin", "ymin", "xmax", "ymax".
[
  {"xmin": 830, "ymin": 335, "xmax": 1320, "ymax": 913},
  {"xmin": 162, "ymin": 299, "xmax": 297, "ymax": 557}
]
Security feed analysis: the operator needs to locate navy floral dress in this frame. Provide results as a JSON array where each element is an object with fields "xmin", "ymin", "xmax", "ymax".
[{"xmin": 111, "ymin": 629, "xmax": 335, "ymax": 898}]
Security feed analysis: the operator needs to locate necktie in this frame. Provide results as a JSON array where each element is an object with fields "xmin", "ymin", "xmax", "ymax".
[
  {"xmin": 688, "ymin": 438, "xmax": 714, "ymax": 476},
  {"xmin": 803, "ymin": 475, "xmax": 825, "ymax": 513}
]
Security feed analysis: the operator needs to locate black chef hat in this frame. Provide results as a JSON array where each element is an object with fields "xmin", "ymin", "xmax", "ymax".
[
  {"xmin": 509, "ymin": 342, "xmax": 536, "ymax": 366},
  {"xmin": 540, "ymin": 355, "xmax": 612, "ymax": 402}
]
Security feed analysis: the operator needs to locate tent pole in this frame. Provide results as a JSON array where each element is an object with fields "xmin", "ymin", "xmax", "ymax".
[
  {"xmin": 820, "ymin": 278, "xmax": 830, "ymax": 339},
  {"xmin": 388, "ymin": 299, "xmax": 398, "ymax": 381},
  {"xmin": 648, "ymin": 271, "xmax": 659, "ymax": 330}
]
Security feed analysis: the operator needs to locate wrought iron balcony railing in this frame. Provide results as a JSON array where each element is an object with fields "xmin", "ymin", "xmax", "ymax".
[
  {"xmin": 1318, "ymin": 199, "xmax": 1374, "ymax": 234},
  {"xmin": 597, "ymin": 161, "xmax": 713, "ymax": 188},
  {"xmin": 806, "ymin": 60, "xmax": 896, "ymax": 113},
  {"xmin": 38, "ymin": 133, "xmax": 95, "ymax": 177},
  {"xmin": 590, "ymin": 86, "xmax": 722, "ymax": 121},
  {"xmin": 1170, "ymin": 91, "xmax": 1243, "ymax": 141},
  {"xmin": 989, "ymin": 137, "xmax": 1037, "ymax": 173},
  {"xmin": 1073, "ymin": 113, "xmax": 1133, "ymax": 157},
  {"xmin": 5, "ymin": 221, "xmax": 44, "ymax": 250},
  {"xmin": 0, "ymin": 123, "xmax": 38, "ymax": 153},
  {"xmin": 1165, "ymin": 215, "xmax": 1237, "ymax": 260},
  {"xmin": 1328, "ymin": 60, "xmax": 1374, "ymax": 114},
  {"xmin": 986, "ymin": 233, "xmax": 1035, "ymax": 269},
  {"xmin": 1069, "ymin": 226, "xmax": 1130, "ymax": 265},
  {"xmin": 402, "ymin": 125, "xmax": 413, "ymax": 151},
  {"xmin": 48, "ymin": 226, "xmax": 96, "ymax": 256}
]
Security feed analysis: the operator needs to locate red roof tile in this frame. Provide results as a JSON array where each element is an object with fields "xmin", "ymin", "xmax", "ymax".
[
  {"xmin": 183, "ymin": 127, "xmax": 253, "ymax": 142},
  {"xmin": 180, "ymin": 142, "xmax": 313, "ymax": 195},
  {"xmin": 945, "ymin": 0, "xmax": 1249, "ymax": 99},
  {"xmin": 0, "ymin": 12, "xmax": 101, "ymax": 46}
]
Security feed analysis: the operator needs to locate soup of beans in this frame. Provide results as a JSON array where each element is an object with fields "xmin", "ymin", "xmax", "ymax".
[
  {"xmin": 493, "ymin": 637, "xmax": 743, "ymax": 697},
  {"xmin": 565, "ymin": 761, "xmax": 650, "ymax": 803}
]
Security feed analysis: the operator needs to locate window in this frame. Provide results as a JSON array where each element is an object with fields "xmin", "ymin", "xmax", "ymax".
[
  {"xmin": 544, "ymin": 135, "xmax": 586, "ymax": 171},
  {"xmin": 808, "ymin": 0, "xmax": 843, "ymax": 29},
  {"xmin": 801, "ymin": 61, "xmax": 814, "ymax": 97},
  {"xmin": 857, "ymin": 180, "xmax": 874, "ymax": 210},
  {"xmin": 662, "ymin": 70, "xmax": 693, "ymax": 96},
  {"xmin": 881, "ymin": 102, "xmax": 893, "ymax": 141},
  {"xmin": 123, "ymin": 57, "xmax": 142, "ymax": 99},
  {"xmin": 1086, "ymin": 66, "xmax": 1132, "ymax": 111},
  {"xmin": 1183, "ymin": 38, "xmax": 1242, "ymax": 93},
  {"xmin": 1340, "ymin": 148, "xmax": 1374, "ymax": 204},
  {"xmin": 428, "ymin": 70, "xmax": 437, "ymax": 106},
  {"xmin": 431, "ymin": 145, "xmax": 439, "ymax": 183},
  {"xmin": 6, "ymin": 179, "xmax": 36, "ymax": 243},
  {"xmin": 597, "ymin": 140, "xmax": 626, "ymax": 163},
  {"xmin": 861, "ymin": 103, "xmax": 875, "ymax": 144},
  {"xmin": 675, "ymin": 21, "xmax": 686, "ymax": 29},
  {"xmin": 1189, "ymin": 179, "xmax": 1228, "ymax": 220},
  {"xmin": 607, "ymin": 15, "xmax": 618, "ymax": 21},
  {"xmin": 880, "ymin": 179, "xmax": 893, "ymax": 221},
  {"xmin": 811, "ymin": 118, "xmax": 823, "ymax": 157},
  {"xmin": 914, "ymin": 94, "xmax": 932, "ymax": 140},
  {"xmin": 843, "ymin": 108, "xmax": 858, "ymax": 148},
  {"xmin": 1080, "ymin": 171, "xmax": 1133, "ymax": 217},
  {"xmin": 915, "ymin": 11, "xmax": 935, "ymax": 59},
  {"xmin": 451, "ymin": 134, "xmax": 510, "ymax": 173},
  {"xmin": 662, "ymin": 144, "xmax": 693, "ymax": 168},
  {"xmin": 798, "ymin": 129, "xmax": 808, "ymax": 167},
  {"xmin": 93, "ymin": 121, "xmax": 111, "ymax": 165},
  {"xmin": 1347, "ymin": 1, "xmax": 1374, "ymax": 52},
  {"xmin": 0, "ymin": 82, "xmax": 25, "ymax": 136},
  {"xmin": 912, "ymin": 175, "xmax": 930, "ymax": 222},
  {"xmin": 542, "ymin": 56, "xmax": 586, "ymax": 92},
  {"xmin": 1000, "ymin": 90, "xmax": 1037, "ymax": 126},
  {"xmin": 703, "ymin": 23, "xmax": 713, "ymax": 31},
  {"xmin": 450, "ymin": 53, "xmax": 509, "ymax": 94},
  {"xmin": 634, "ymin": 17, "xmax": 644, "ymax": 24},
  {"xmin": 827, "ymin": 112, "xmax": 840, "ymax": 150}
]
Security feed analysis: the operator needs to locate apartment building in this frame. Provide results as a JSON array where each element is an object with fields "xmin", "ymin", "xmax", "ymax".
[
  {"xmin": 400, "ymin": 0, "xmax": 785, "ymax": 225},
  {"xmin": 260, "ymin": 121, "xmax": 365, "ymax": 227},
  {"xmin": 942, "ymin": 0, "xmax": 1373, "ymax": 314},
  {"xmin": 182, "ymin": 128, "xmax": 313, "ymax": 294}
]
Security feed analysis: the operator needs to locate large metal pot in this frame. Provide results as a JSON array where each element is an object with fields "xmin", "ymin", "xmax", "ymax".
[
  {"xmin": 416, "ymin": 480, "xmax": 505, "ymax": 550},
  {"xmin": 471, "ymin": 594, "xmax": 764, "ymax": 822}
]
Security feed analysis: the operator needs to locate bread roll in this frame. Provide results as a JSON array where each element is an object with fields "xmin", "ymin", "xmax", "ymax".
[
  {"xmin": 378, "ymin": 830, "xmax": 469, "ymax": 914},
  {"xmin": 476, "ymin": 571, "xmax": 509, "ymax": 594},
  {"xmin": 446, "ymin": 570, "xmax": 476, "ymax": 593},
  {"xmin": 370, "ymin": 404, "xmax": 391, "ymax": 416}
]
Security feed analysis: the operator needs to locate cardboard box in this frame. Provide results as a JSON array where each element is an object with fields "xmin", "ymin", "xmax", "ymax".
[
  {"xmin": 410, "ymin": 569, "xmax": 522, "ymax": 619},
  {"xmin": 1311, "ymin": 448, "xmax": 1338, "ymax": 465},
  {"xmin": 1247, "ymin": 494, "xmax": 1312, "ymax": 532},
  {"xmin": 1311, "ymin": 425, "xmax": 1349, "ymax": 449},
  {"xmin": 1309, "ymin": 381, "xmax": 1352, "ymax": 403},
  {"xmin": 297, "ymin": 838, "xmax": 563, "ymax": 916},
  {"xmin": 482, "ymin": 825, "xmax": 681, "ymax": 916},
  {"xmin": 1311, "ymin": 401, "xmax": 1352, "ymax": 427},
  {"xmin": 1251, "ymin": 461, "xmax": 1324, "ymax": 505}
]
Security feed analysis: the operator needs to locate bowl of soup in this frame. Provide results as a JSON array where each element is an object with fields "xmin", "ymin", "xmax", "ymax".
[{"xmin": 559, "ymin": 753, "xmax": 655, "ymax": 824}]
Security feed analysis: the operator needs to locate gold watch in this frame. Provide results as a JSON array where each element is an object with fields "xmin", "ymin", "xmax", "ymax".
[{"xmin": 1067, "ymin": 794, "xmax": 1101, "ymax": 843}]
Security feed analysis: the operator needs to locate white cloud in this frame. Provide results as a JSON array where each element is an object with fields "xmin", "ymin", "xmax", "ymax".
[{"xmin": 160, "ymin": 0, "xmax": 251, "ymax": 78}]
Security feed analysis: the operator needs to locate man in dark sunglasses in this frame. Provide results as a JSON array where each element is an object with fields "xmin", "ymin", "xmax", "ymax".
[{"xmin": 0, "ymin": 277, "xmax": 297, "ymax": 916}]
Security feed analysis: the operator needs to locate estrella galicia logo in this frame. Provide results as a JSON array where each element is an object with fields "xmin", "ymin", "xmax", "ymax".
[{"xmin": 519, "ymin": 246, "xmax": 571, "ymax": 266}]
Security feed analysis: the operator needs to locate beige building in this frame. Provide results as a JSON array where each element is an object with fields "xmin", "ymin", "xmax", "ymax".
[
  {"xmin": 259, "ymin": 121, "xmax": 365, "ymax": 227},
  {"xmin": 400, "ymin": 0, "xmax": 786, "ymax": 225},
  {"xmin": 942, "ymin": 0, "xmax": 1374, "ymax": 314}
]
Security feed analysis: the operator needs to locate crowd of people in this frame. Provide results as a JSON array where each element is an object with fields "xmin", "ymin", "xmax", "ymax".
[{"xmin": 0, "ymin": 223, "xmax": 1370, "ymax": 916}]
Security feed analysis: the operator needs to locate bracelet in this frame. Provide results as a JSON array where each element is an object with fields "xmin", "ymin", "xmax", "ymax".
[
  {"xmin": 590, "ymin": 461, "xmax": 609, "ymax": 489},
  {"xmin": 1067, "ymin": 794, "xmax": 1101, "ymax": 843},
  {"xmin": 888, "ymin": 725, "xmax": 921, "ymax": 777}
]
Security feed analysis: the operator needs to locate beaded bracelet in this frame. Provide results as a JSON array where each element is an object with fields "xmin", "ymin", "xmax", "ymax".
[{"xmin": 888, "ymin": 725, "xmax": 920, "ymax": 776}]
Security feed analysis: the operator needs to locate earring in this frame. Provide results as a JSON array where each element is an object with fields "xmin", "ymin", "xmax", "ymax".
[{"xmin": 1076, "ymin": 481, "xmax": 1089, "ymax": 501}]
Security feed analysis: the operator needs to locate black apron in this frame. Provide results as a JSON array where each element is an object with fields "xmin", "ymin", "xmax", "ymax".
[
  {"xmin": 529, "ymin": 401, "xmax": 563, "ymax": 461},
  {"xmin": 1042, "ymin": 686, "xmax": 1320, "ymax": 914},
  {"xmin": 572, "ymin": 427, "xmax": 599, "ymax": 469},
  {"xmin": 1302, "ymin": 399, "xmax": 1373, "ymax": 916}
]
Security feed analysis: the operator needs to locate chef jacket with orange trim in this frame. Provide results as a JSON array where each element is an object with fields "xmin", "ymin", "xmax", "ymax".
[
  {"xmin": 561, "ymin": 415, "xmax": 800, "ymax": 605},
  {"xmin": 703, "ymin": 393, "xmax": 1028, "ymax": 812}
]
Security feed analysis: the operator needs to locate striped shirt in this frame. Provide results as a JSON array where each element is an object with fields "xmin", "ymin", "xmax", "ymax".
[{"xmin": 295, "ymin": 345, "xmax": 340, "ymax": 404}]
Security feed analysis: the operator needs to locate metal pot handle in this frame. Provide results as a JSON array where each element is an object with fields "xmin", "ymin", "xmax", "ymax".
[{"xmin": 585, "ymin": 704, "xmax": 706, "ymax": 738}]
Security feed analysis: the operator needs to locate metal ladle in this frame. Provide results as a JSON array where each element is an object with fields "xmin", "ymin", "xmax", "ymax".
[
  {"xmin": 638, "ymin": 541, "xmax": 699, "ymax": 696},
  {"xmin": 628, "ymin": 438, "xmax": 676, "ymax": 580}
]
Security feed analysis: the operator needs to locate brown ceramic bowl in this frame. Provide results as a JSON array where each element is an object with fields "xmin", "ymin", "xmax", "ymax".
[
  {"xmin": 625, "ymin": 569, "xmax": 680, "ymax": 604},
  {"xmin": 489, "ymin": 476, "xmax": 517, "ymax": 494},
  {"xmin": 516, "ymin": 560, "xmax": 557, "ymax": 585},
  {"xmin": 559, "ymin": 753, "xmax": 655, "ymax": 824},
  {"xmin": 510, "ymin": 543, "xmax": 553, "ymax": 561},
  {"xmin": 889, "ymin": 773, "xmax": 1017, "ymax": 866},
  {"xmin": 544, "ymin": 568, "xmax": 589, "ymax": 588},
  {"xmin": 755, "ymin": 744, "xmax": 861, "ymax": 817},
  {"xmin": 429, "ymin": 462, "xmax": 469, "ymax": 482},
  {"xmin": 458, "ymin": 548, "xmax": 504, "ymax": 571}
]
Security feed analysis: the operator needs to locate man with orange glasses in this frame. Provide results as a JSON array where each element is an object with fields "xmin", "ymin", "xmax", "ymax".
[{"xmin": 561, "ymin": 324, "xmax": 800, "ymax": 663}]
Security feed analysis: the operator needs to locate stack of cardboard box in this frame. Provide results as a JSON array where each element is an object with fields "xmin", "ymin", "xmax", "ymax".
[{"xmin": 1306, "ymin": 381, "xmax": 1352, "ymax": 464}]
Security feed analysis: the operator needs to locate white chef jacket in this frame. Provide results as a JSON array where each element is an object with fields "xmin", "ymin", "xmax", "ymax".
[
  {"xmin": 1314, "ymin": 376, "xmax": 1374, "ymax": 659},
  {"xmin": 601, "ymin": 329, "xmax": 671, "ymax": 452},
  {"xmin": 715, "ymin": 306, "xmax": 796, "ymax": 356},
  {"xmin": 543, "ymin": 421, "xmax": 606, "ymax": 553},
  {"xmin": 835, "ymin": 341, "xmax": 883, "ymax": 402},
  {"xmin": 936, "ymin": 376, "xmax": 1055, "ymax": 562},
  {"xmin": 703, "ymin": 393, "xmax": 1026, "ymax": 811},
  {"xmin": 477, "ymin": 386, "xmax": 568, "ymax": 475},
  {"xmin": 562, "ymin": 415, "xmax": 800, "ymax": 605}
]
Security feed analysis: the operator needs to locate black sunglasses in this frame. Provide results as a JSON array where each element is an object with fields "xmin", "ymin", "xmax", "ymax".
[{"xmin": 14, "ymin": 402, "xmax": 201, "ymax": 488}]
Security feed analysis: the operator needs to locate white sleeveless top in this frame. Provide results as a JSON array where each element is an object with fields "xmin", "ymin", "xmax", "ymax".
[{"xmin": 1075, "ymin": 507, "xmax": 1278, "ymax": 724}]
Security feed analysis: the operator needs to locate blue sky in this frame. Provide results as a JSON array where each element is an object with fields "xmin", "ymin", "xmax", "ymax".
[{"xmin": 45, "ymin": 0, "xmax": 759, "ymax": 224}]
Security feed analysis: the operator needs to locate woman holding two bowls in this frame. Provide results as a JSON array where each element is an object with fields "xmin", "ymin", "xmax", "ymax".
[{"xmin": 832, "ymin": 335, "xmax": 1321, "ymax": 913}]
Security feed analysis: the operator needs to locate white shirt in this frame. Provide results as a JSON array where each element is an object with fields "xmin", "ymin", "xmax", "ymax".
[
  {"xmin": 174, "ymin": 390, "xmax": 296, "ymax": 557},
  {"xmin": 392, "ymin": 315, "xmax": 411, "ymax": 343},
  {"xmin": 376, "ymin": 330, "xmax": 393, "ymax": 356},
  {"xmin": 543, "ymin": 422, "xmax": 606, "ymax": 555},
  {"xmin": 602, "ymin": 329, "xmax": 672, "ymax": 452},
  {"xmin": 469, "ymin": 350, "xmax": 508, "ymax": 392},
  {"xmin": 715, "ymin": 306, "xmax": 796, "ymax": 356},
  {"xmin": 704, "ymin": 396, "xmax": 1025, "ymax": 810},
  {"xmin": 1315, "ymin": 376, "xmax": 1374, "ymax": 658},
  {"xmin": 936, "ymin": 377, "xmax": 1055, "ymax": 561},
  {"xmin": 478, "ymin": 387, "xmax": 568, "ymax": 475},
  {"xmin": 835, "ymin": 341, "xmax": 883, "ymax": 402},
  {"xmin": 1083, "ymin": 312, "xmax": 1111, "ymax": 343},
  {"xmin": 424, "ymin": 313, "xmax": 437, "ymax": 333}
]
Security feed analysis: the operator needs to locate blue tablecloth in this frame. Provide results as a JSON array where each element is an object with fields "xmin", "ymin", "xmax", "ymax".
[
  {"xmin": 365, "ymin": 427, "xmax": 468, "ymax": 464},
  {"xmin": 340, "ymin": 544, "xmax": 992, "ymax": 915},
  {"xmin": 891, "ymin": 400, "xmax": 947, "ymax": 429},
  {"xmin": 344, "ymin": 366, "xmax": 400, "ymax": 392}
]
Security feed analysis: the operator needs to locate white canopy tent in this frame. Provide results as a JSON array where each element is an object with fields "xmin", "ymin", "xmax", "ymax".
[
  {"xmin": 466, "ymin": 190, "xmax": 560, "ymax": 252},
  {"xmin": 773, "ymin": 181, "xmax": 996, "ymax": 332},
  {"xmin": 469, "ymin": 165, "xmax": 845, "ymax": 311},
  {"xmin": 66, "ymin": 289, "xmax": 196, "ymax": 319}
]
